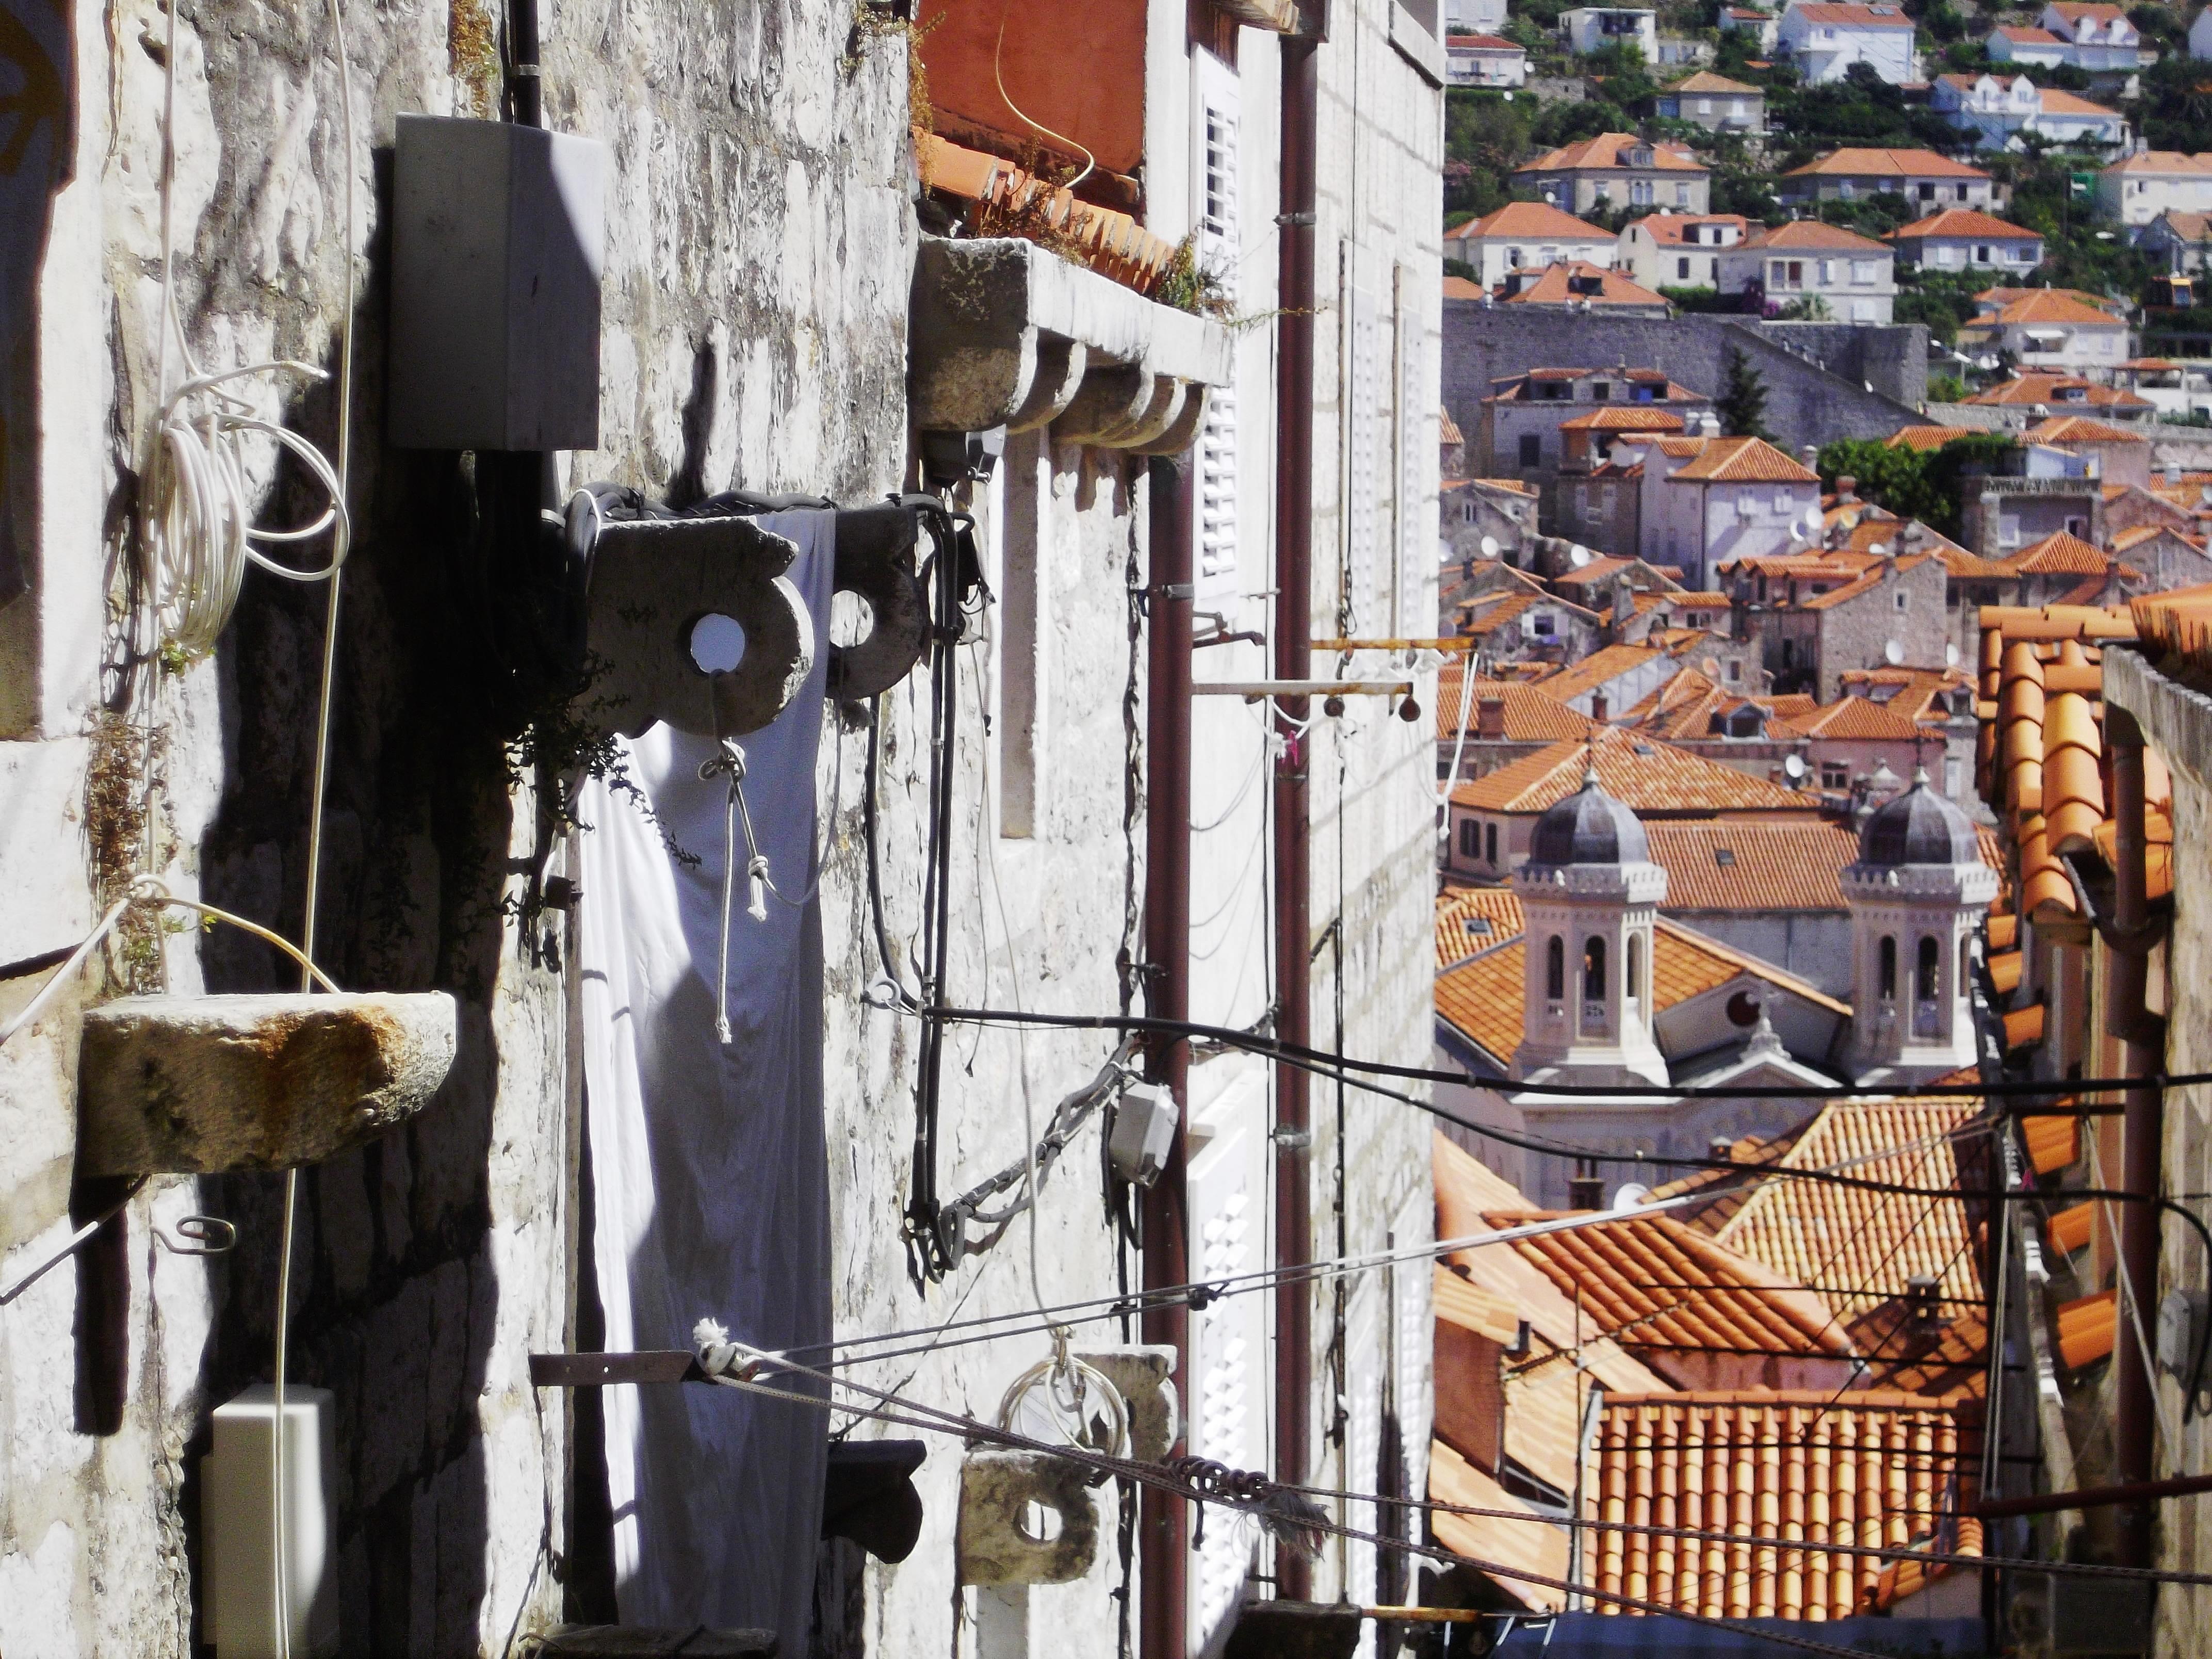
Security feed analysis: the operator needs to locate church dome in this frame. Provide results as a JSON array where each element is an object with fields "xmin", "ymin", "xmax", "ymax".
[
  {"xmin": 1529, "ymin": 767, "xmax": 1649, "ymax": 867},
  {"xmin": 1858, "ymin": 772, "xmax": 1980, "ymax": 869}
]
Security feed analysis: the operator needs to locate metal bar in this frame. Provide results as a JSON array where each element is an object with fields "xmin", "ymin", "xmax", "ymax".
[
  {"xmin": 530, "ymin": 1352, "xmax": 705, "ymax": 1387},
  {"xmin": 1310, "ymin": 637, "xmax": 1475, "ymax": 651},
  {"xmin": 1355, "ymin": 1607, "xmax": 1495, "ymax": 1623},
  {"xmin": 1273, "ymin": 20, "xmax": 1320, "ymax": 1606},
  {"xmin": 1141, "ymin": 453, "xmax": 1193, "ymax": 1659},
  {"xmin": 1974, "ymin": 1469, "xmax": 2212, "ymax": 1519},
  {"xmin": 1193, "ymin": 680, "xmax": 1411, "ymax": 698}
]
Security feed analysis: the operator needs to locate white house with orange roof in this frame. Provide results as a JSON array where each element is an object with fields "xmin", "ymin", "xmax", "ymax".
[
  {"xmin": 1885, "ymin": 207, "xmax": 2043, "ymax": 272},
  {"xmin": 1721, "ymin": 5, "xmax": 1781, "ymax": 51},
  {"xmin": 1654, "ymin": 71, "xmax": 1767, "ymax": 134},
  {"xmin": 1617, "ymin": 212, "xmax": 1751, "ymax": 289},
  {"xmin": 1497, "ymin": 261, "xmax": 1673, "ymax": 315},
  {"xmin": 1444, "ymin": 32, "xmax": 1530, "ymax": 86},
  {"xmin": 1619, "ymin": 433, "xmax": 1826, "ymax": 587},
  {"xmin": 1560, "ymin": 5, "xmax": 1659, "ymax": 57},
  {"xmin": 1512, "ymin": 132, "xmax": 1712, "ymax": 215},
  {"xmin": 2095, "ymin": 149, "xmax": 2212, "ymax": 225},
  {"xmin": 2024, "ymin": 413, "xmax": 2153, "ymax": 484},
  {"xmin": 1444, "ymin": 201, "xmax": 1618, "ymax": 288},
  {"xmin": 1962, "ymin": 368, "xmax": 2154, "ymax": 421},
  {"xmin": 1776, "ymin": 1, "xmax": 1920, "ymax": 83},
  {"xmin": 1934, "ymin": 73, "xmax": 2129, "ymax": 151},
  {"xmin": 1716, "ymin": 219, "xmax": 1898, "ymax": 320},
  {"xmin": 1777, "ymin": 147, "xmax": 1996, "ymax": 209},
  {"xmin": 1958, "ymin": 288, "xmax": 2134, "ymax": 376},
  {"xmin": 1991, "ymin": 3, "xmax": 2151, "ymax": 73}
]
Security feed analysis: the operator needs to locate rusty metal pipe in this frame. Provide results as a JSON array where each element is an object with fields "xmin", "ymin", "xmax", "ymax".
[
  {"xmin": 1141, "ymin": 456, "xmax": 1193, "ymax": 1658},
  {"xmin": 1273, "ymin": 21, "xmax": 1320, "ymax": 1605},
  {"xmin": 2105, "ymin": 706, "xmax": 2161, "ymax": 1569}
]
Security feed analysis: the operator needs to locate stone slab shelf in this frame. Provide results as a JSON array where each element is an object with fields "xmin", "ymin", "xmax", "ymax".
[
  {"xmin": 909, "ymin": 236, "xmax": 1233, "ymax": 454},
  {"xmin": 76, "ymin": 993, "xmax": 459, "ymax": 1176}
]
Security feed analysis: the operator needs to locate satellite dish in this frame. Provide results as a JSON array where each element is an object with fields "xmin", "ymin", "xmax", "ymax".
[
  {"xmin": 1570, "ymin": 545, "xmax": 1593, "ymax": 567},
  {"xmin": 1701, "ymin": 657, "xmax": 1721, "ymax": 678},
  {"xmin": 1614, "ymin": 1183, "xmax": 1652, "ymax": 1208},
  {"xmin": 1788, "ymin": 525, "xmax": 1806, "ymax": 543},
  {"xmin": 1884, "ymin": 639, "xmax": 1905, "ymax": 665},
  {"xmin": 1869, "ymin": 542, "xmax": 1888, "ymax": 558},
  {"xmin": 1482, "ymin": 534, "xmax": 1501, "ymax": 558},
  {"xmin": 1945, "ymin": 642, "xmax": 1960, "ymax": 666},
  {"xmin": 1783, "ymin": 754, "xmax": 1807, "ymax": 779}
]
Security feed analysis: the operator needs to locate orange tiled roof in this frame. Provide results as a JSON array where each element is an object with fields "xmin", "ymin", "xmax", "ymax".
[
  {"xmin": 1505, "ymin": 262, "xmax": 1672, "ymax": 310},
  {"xmin": 1488, "ymin": 1209, "xmax": 1857, "ymax": 1359},
  {"xmin": 1440, "ymin": 405, "xmax": 1466, "ymax": 447},
  {"xmin": 1641, "ymin": 822, "xmax": 1861, "ymax": 912},
  {"xmin": 2047, "ymin": 1200, "xmax": 2093, "ymax": 1257},
  {"xmin": 1890, "ymin": 207, "xmax": 2037, "ymax": 242},
  {"xmin": 2026, "ymin": 415, "xmax": 2147, "ymax": 446},
  {"xmin": 1436, "ymin": 669, "xmax": 1602, "ymax": 743},
  {"xmin": 1964, "ymin": 373, "xmax": 2152, "ymax": 411},
  {"xmin": 1435, "ymin": 886, "xmax": 1528, "ymax": 970},
  {"xmin": 1559, "ymin": 408, "xmax": 1690, "ymax": 432},
  {"xmin": 1449, "ymin": 728, "xmax": 1811, "ymax": 816},
  {"xmin": 1520, "ymin": 133, "xmax": 1710, "ymax": 175},
  {"xmin": 1888, "ymin": 425, "xmax": 1978, "ymax": 452},
  {"xmin": 1586, "ymin": 1392, "xmax": 1974, "ymax": 1622},
  {"xmin": 1664, "ymin": 436, "xmax": 1821, "ymax": 484},
  {"xmin": 1778, "ymin": 694, "xmax": 1927, "ymax": 741},
  {"xmin": 1974, "ymin": 290, "xmax": 2129, "ymax": 329},
  {"xmin": 2131, "ymin": 580, "xmax": 2212, "ymax": 666},
  {"xmin": 1784, "ymin": 148, "xmax": 1989, "ymax": 182},
  {"xmin": 1530, "ymin": 642, "xmax": 1669, "ymax": 703},
  {"xmin": 1711, "ymin": 1101, "xmax": 1982, "ymax": 1320},
  {"xmin": 1633, "ymin": 213, "xmax": 1752, "ymax": 247},
  {"xmin": 1742, "ymin": 220, "xmax": 1891, "ymax": 254},
  {"xmin": 1649, "ymin": 917, "xmax": 1852, "ymax": 1016},
  {"xmin": 2023, "ymin": 1111, "xmax": 2078, "ymax": 1176},
  {"xmin": 1452, "ymin": 200, "xmax": 1616, "ymax": 242},
  {"xmin": 1853, "ymin": 1301, "xmax": 1991, "ymax": 1408},
  {"xmin": 2004, "ymin": 1002, "xmax": 2046, "ymax": 1049},
  {"xmin": 1866, "ymin": 1515, "xmax": 1986, "ymax": 1613},
  {"xmin": 1987, "ymin": 949, "xmax": 2022, "ymax": 995},
  {"xmin": 2008, "ymin": 531, "xmax": 2110, "ymax": 575},
  {"xmin": 1436, "ymin": 939, "xmax": 1530, "ymax": 1066},
  {"xmin": 1666, "ymin": 70, "xmax": 1761, "ymax": 94},
  {"xmin": 2057, "ymin": 1288, "xmax": 2117, "ymax": 1371},
  {"xmin": 1443, "ymin": 275, "xmax": 1489, "ymax": 300},
  {"xmin": 1430, "ymin": 1438, "xmax": 1571, "ymax": 1613},
  {"xmin": 1785, "ymin": 2, "xmax": 1917, "ymax": 24}
]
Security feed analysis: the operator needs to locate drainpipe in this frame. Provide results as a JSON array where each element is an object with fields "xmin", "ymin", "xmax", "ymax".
[
  {"xmin": 2104, "ymin": 707, "xmax": 2164, "ymax": 1570},
  {"xmin": 1273, "ymin": 19, "xmax": 1321, "ymax": 1605},
  {"xmin": 1142, "ymin": 456, "xmax": 1193, "ymax": 1658}
]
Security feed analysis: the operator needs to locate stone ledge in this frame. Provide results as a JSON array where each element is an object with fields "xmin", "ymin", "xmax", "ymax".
[
  {"xmin": 76, "ymin": 993, "xmax": 459, "ymax": 1175},
  {"xmin": 2106, "ymin": 642, "xmax": 2212, "ymax": 789},
  {"xmin": 909, "ymin": 236, "xmax": 1232, "ymax": 451}
]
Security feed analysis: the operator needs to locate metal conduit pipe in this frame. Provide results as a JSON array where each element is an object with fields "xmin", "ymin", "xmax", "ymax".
[
  {"xmin": 1142, "ymin": 455, "xmax": 1194, "ymax": 1658},
  {"xmin": 1273, "ymin": 18, "xmax": 1321, "ymax": 1606},
  {"xmin": 2105, "ymin": 707, "xmax": 2165, "ymax": 1569}
]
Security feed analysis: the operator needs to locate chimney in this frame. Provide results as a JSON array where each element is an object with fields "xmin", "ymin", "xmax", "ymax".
[
  {"xmin": 1613, "ymin": 583, "xmax": 1634, "ymax": 624},
  {"xmin": 2167, "ymin": 460, "xmax": 2183, "ymax": 487},
  {"xmin": 1800, "ymin": 444, "xmax": 1819, "ymax": 470},
  {"xmin": 1709, "ymin": 1136, "xmax": 1735, "ymax": 1162},
  {"xmin": 1699, "ymin": 411, "xmax": 1721, "ymax": 438},
  {"xmin": 1590, "ymin": 693, "xmax": 1608, "ymax": 721},
  {"xmin": 1567, "ymin": 1174, "xmax": 1607, "ymax": 1210},
  {"xmin": 1477, "ymin": 695, "xmax": 1506, "ymax": 739},
  {"xmin": 1837, "ymin": 475, "xmax": 1859, "ymax": 504}
]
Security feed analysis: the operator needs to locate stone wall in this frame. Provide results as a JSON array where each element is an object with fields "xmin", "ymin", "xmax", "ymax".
[
  {"xmin": 1443, "ymin": 305, "xmax": 1929, "ymax": 456},
  {"xmin": 1, "ymin": 1, "xmax": 915, "ymax": 1653}
]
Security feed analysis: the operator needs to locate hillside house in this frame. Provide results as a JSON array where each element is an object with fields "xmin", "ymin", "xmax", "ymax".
[
  {"xmin": 1560, "ymin": 6, "xmax": 1659, "ymax": 56},
  {"xmin": 2139, "ymin": 208, "xmax": 2212, "ymax": 274},
  {"xmin": 1725, "ymin": 548, "xmax": 1952, "ymax": 699},
  {"xmin": 1991, "ymin": 4, "xmax": 2151, "ymax": 75},
  {"xmin": 1717, "ymin": 219, "xmax": 1898, "ymax": 320},
  {"xmin": 1624, "ymin": 433, "xmax": 1826, "ymax": 588},
  {"xmin": 1778, "ymin": 147, "xmax": 1997, "ymax": 208},
  {"xmin": 1618, "ymin": 212, "xmax": 1752, "ymax": 290},
  {"xmin": 1959, "ymin": 288, "xmax": 2135, "ymax": 377},
  {"xmin": 1474, "ymin": 367, "xmax": 1712, "ymax": 523},
  {"xmin": 1655, "ymin": 72, "xmax": 1768, "ymax": 134},
  {"xmin": 1446, "ymin": 32, "xmax": 1531, "ymax": 85},
  {"xmin": 1722, "ymin": 6, "xmax": 1782, "ymax": 52},
  {"xmin": 1497, "ymin": 261, "xmax": 1673, "ymax": 314},
  {"xmin": 1513, "ymin": 132, "xmax": 1713, "ymax": 216},
  {"xmin": 1933, "ymin": 74, "xmax": 2129, "ymax": 152},
  {"xmin": 1777, "ymin": 1, "xmax": 1921, "ymax": 83},
  {"xmin": 1962, "ymin": 368, "xmax": 2154, "ymax": 422},
  {"xmin": 2025, "ymin": 413, "xmax": 2153, "ymax": 485},
  {"xmin": 2095, "ymin": 150, "xmax": 2212, "ymax": 226},
  {"xmin": 1886, "ymin": 207, "xmax": 2044, "ymax": 272},
  {"xmin": 1445, "ymin": 201, "xmax": 1619, "ymax": 288}
]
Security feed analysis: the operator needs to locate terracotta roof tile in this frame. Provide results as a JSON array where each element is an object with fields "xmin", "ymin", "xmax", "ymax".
[
  {"xmin": 2004, "ymin": 1001, "xmax": 2047, "ymax": 1050},
  {"xmin": 1712, "ymin": 1101, "xmax": 1983, "ymax": 1320},
  {"xmin": 2041, "ymin": 689, "xmax": 2104, "ymax": 856},
  {"xmin": 1887, "ymin": 424, "xmax": 1979, "ymax": 452},
  {"xmin": 1641, "ymin": 822, "xmax": 1860, "ymax": 912},
  {"xmin": 1451, "ymin": 200, "xmax": 1616, "ymax": 243},
  {"xmin": 1505, "ymin": 262, "xmax": 1672, "ymax": 309},
  {"xmin": 2023, "ymin": 1112, "xmax": 2079, "ymax": 1175},
  {"xmin": 1435, "ymin": 886, "xmax": 1528, "ymax": 970},
  {"xmin": 2057, "ymin": 1288, "xmax": 2117, "ymax": 1371},
  {"xmin": 1866, "ymin": 1515, "xmax": 1985, "ymax": 1612},
  {"xmin": 1784, "ymin": 148, "xmax": 1989, "ymax": 182},
  {"xmin": 1533, "ymin": 643, "xmax": 1669, "ymax": 703},
  {"xmin": 1649, "ymin": 919, "xmax": 1852, "ymax": 1017},
  {"xmin": 1520, "ymin": 133, "xmax": 1710, "ymax": 175},
  {"xmin": 1666, "ymin": 70, "xmax": 1761, "ymax": 94},
  {"xmin": 1436, "ymin": 670, "xmax": 1601, "ymax": 743},
  {"xmin": 1633, "ymin": 213, "xmax": 1751, "ymax": 247},
  {"xmin": 2047, "ymin": 1200, "xmax": 2093, "ymax": 1256},
  {"xmin": 1780, "ymin": 695, "xmax": 1927, "ymax": 741},
  {"xmin": 2131, "ymin": 581, "xmax": 2212, "ymax": 670},
  {"xmin": 1488, "ymin": 1209, "xmax": 1857, "ymax": 1360},
  {"xmin": 1987, "ymin": 949, "xmax": 2022, "ymax": 996},
  {"xmin": 2026, "ymin": 415, "xmax": 2146, "ymax": 446},
  {"xmin": 1664, "ymin": 436, "xmax": 1822, "ymax": 484},
  {"xmin": 1436, "ymin": 939, "xmax": 1530, "ymax": 1066},
  {"xmin": 1559, "ymin": 407, "xmax": 1691, "ymax": 432},
  {"xmin": 1586, "ymin": 1392, "xmax": 1973, "ymax": 1622},
  {"xmin": 1743, "ymin": 220, "xmax": 1891, "ymax": 254},
  {"xmin": 1852, "ymin": 1302, "xmax": 1991, "ymax": 1408},
  {"xmin": 1978, "ymin": 290, "xmax": 2128, "ymax": 329},
  {"xmin": 1785, "ymin": 3, "xmax": 1917, "ymax": 24},
  {"xmin": 1889, "ymin": 207, "xmax": 2035, "ymax": 241},
  {"xmin": 1450, "ymin": 729, "xmax": 1811, "ymax": 816},
  {"xmin": 1430, "ymin": 1438, "xmax": 1572, "ymax": 1611},
  {"xmin": 1964, "ymin": 373, "xmax": 2152, "ymax": 412}
]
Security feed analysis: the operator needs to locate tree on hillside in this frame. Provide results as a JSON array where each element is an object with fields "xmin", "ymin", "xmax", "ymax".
[{"xmin": 1716, "ymin": 347, "xmax": 1774, "ymax": 443}]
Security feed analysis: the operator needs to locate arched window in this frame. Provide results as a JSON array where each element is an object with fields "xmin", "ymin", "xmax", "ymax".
[
  {"xmin": 1546, "ymin": 936, "xmax": 1565, "ymax": 1001},
  {"xmin": 1627, "ymin": 933, "xmax": 1643, "ymax": 1005},
  {"xmin": 1879, "ymin": 935, "xmax": 1897, "ymax": 1001},
  {"xmin": 1917, "ymin": 936, "xmax": 1941, "ymax": 1002},
  {"xmin": 1584, "ymin": 936, "xmax": 1607, "ymax": 1002}
]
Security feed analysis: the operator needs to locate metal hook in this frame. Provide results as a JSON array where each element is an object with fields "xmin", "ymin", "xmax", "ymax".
[{"xmin": 155, "ymin": 1215, "xmax": 237, "ymax": 1257}]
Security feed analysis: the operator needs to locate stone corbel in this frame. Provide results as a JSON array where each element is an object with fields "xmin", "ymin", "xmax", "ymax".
[{"xmin": 909, "ymin": 237, "xmax": 1232, "ymax": 455}]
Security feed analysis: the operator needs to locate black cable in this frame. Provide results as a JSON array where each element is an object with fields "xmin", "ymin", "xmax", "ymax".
[
  {"xmin": 859, "ymin": 695, "xmax": 913, "ymax": 1009},
  {"xmin": 919, "ymin": 1002, "xmax": 2212, "ymax": 1105}
]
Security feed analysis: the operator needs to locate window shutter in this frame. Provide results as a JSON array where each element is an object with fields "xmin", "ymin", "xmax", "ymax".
[
  {"xmin": 1346, "ymin": 283, "xmax": 1382, "ymax": 632},
  {"xmin": 1186, "ymin": 1081, "xmax": 1268, "ymax": 1646},
  {"xmin": 1396, "ymin": 269, "xmax": 1427, "ymax": 633},
  {"xmin": 1195, "ymin": 56, "xmax": 1242, "ymax": 596}
]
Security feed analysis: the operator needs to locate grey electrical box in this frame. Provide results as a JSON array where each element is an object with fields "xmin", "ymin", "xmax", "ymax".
[{"xmin": 388, "ymin": 114, "xmax": 608, "ymax": 451}]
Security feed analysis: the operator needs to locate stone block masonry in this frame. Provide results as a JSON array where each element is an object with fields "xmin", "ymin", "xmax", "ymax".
[{"xmin": 1442, "ymin": 305, "xmax": 1929, "ymax": 457}]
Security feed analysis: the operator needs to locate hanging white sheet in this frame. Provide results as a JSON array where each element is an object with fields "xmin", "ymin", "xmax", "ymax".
[{"xmin": 575, "ymin": 509, "xmax": 834, "ymax": 1642}]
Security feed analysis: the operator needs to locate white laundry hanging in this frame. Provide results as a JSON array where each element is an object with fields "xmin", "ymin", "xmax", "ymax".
[{"xmin": 575, "ymin": 509, "xmax": 834, "ymax": 1641}]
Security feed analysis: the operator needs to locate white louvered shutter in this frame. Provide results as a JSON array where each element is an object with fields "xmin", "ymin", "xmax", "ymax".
[
  {"xmin": 1185, "ymin": 1077, "xmax": 1267, "ymax": 1650},
  {"xmin": 1346, "ymin": 284, "xmax": 1382, "ymax": 633},
  {"xmin": 1345, "ymin": 1278, "xmax": 1383, "ymax": 1654},
  {"xmin": 1194, "ymin": 56, "xmax": 1242, "ymax": 595},
  {"xmin": 1395, "ymin": 271, "xmax": 1428, "ymax": 634}
]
